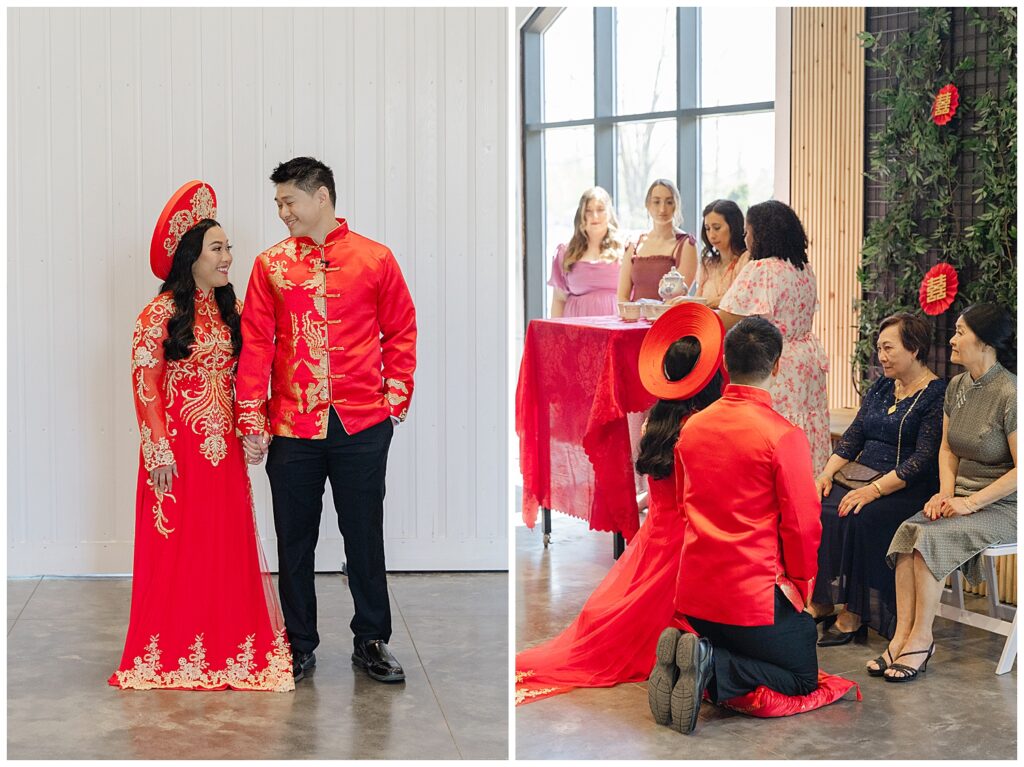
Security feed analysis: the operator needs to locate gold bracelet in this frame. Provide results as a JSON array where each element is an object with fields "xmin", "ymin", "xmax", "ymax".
[{"xmin": 871, "ymin": 480, "xmax": 884, "ymax": 498}]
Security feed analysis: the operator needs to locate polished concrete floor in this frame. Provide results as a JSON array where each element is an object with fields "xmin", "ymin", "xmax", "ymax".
[
  {"xmin": 8, "ymin": 572, "xmax": 507, "ymax": 760},
  {"xmin": 516, "ymin": 513, "xmax": 1017, "ymax": 760}
]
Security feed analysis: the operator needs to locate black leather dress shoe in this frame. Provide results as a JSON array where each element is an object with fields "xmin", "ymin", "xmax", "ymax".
[
  {"xmin": 817, "ymin": 623, "xmax": 868, "ymax": 647},
  {"xmin": 352, "ymin": 640, "xmax": 406, "ymax": 683},
  {"xmin": 293, "ymin": 650, "xmax": 316, "ymax": 681},
  {"xmin": 669, "ymin": 633, "xmax": 714, "ymax": 735}
]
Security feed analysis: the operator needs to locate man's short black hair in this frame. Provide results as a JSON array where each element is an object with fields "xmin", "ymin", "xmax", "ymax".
[
  {"xmin": 270, "ymin": 156, "xmax": 336, "ymax": 207},
  {"xmin": 724, "ymin": 317, "xmax": 784, "ymax": 383}
]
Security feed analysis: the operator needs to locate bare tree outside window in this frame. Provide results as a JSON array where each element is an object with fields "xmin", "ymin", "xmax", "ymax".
[{"xmin": 616, "ymin": 8, "xmax": 677, "ymax": 231}]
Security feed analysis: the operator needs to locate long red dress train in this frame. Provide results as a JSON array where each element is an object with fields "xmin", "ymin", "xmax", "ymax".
[
  {"xmin": 515, "ymin": 473, "xmax": 685, "ymax": 705},
  {"xmin": 109, "ymin": 291, "xmax": 294, "ymax": 692}
]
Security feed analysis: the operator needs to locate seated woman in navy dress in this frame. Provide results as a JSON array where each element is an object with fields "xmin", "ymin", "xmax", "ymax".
[{"xmin": 809, "ymin": 312, "xmax": 945, "ymax": 645}]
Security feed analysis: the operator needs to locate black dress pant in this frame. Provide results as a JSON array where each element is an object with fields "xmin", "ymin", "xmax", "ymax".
[
  {"xmin": 266, "ymin": 409, "xmax": 394, "ymax": 653},
  {"xmin": 686, "ymin": 587, "xmax": 819, "ymax": 702}
]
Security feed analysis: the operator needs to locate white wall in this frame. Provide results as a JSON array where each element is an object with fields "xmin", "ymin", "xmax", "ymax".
[{"xmin": 7, "ymin": 7, "xmax": 509, "ymax": 574}]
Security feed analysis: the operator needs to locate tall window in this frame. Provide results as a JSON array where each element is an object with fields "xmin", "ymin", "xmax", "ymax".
[{"xmin": 522, "ymin": 7, "xmax": 776, "ymax": 320}]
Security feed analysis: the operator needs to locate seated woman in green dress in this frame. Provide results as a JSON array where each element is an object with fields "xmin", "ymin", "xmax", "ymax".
[{"xmin": 879, "ymin": 303, "xmax": 1016, "ymax": 682}]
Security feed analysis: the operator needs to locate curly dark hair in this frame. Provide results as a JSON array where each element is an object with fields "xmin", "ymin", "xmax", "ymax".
[
  {"xmin": 745, "ymin": 200, "xmax": 809, "ymax": 270},
  {"xmin": 635, "ymin": 337, "xmax": 724, "ymax": 479},
  {"xmin": 159, "ymin": 218, "xmax": 243, "ymax": 361},
  {"xmin": 700, "ymin": 199, "xmax": 747, "ymax": 268}
]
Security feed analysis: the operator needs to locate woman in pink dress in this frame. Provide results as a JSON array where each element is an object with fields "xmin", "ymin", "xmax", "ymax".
[
  {"xmin": 717, "ymin": 200, "xmax": 831, "ymax": 472},
  {"xmin": 548, "ymin": 186, "xmax": 624, "ymax": 317},
  {"xmin": 617, "ymin": 179, "xmax": 698, "ymax": 301},
  {"xmin": 516, "ymin": 334, "xmax": 724, "ymax": 705}
]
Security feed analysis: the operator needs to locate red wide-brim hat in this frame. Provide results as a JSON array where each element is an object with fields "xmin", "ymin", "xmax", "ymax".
[
  {"xmin": 150, "ymin": 180, "xmax": 217, "ymax": 280},
  {"xmin": 638, "ymin": 303, "xmax": 727, "ymax": 400}
]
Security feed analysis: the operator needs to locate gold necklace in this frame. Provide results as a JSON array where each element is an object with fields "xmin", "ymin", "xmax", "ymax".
[{"xmin": 888, "ymin": 372, "xmax": 930, "ymax": 415}]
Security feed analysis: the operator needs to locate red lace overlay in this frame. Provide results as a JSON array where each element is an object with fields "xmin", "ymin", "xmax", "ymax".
[
  {"xmin": 516, "ymin": 317, "xmax": 655, "ymax": 539},
  {"xmin": 112, "ymin": 291, "xmax": 294, "ymax": 692}
]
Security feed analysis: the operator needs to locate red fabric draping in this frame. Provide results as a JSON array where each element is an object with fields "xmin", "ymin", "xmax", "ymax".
[
  {"xmin": 719, "ymin": 669, "xmax": 861, "ymax": 717},
  {"xmin": 516, "ymin": 316, "xmax": 656, "ymax": 539}
]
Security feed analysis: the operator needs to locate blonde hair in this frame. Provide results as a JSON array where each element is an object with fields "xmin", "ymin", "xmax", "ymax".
[
  {"xmin": 563, "ymin": 186, "xmax": 624, "ymax": 272},
  {"xmin": 645, "ymin": 178, "xmax": 683, "ymax": 229}
]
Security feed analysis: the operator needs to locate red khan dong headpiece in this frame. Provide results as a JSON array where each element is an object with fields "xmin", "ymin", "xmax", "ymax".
[{"xmin": 150, "ymin": 180, "xmax": 217, "ymax": 280}]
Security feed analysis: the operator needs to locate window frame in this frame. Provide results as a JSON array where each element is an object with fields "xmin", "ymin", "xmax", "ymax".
[{"xmin": 521, "ymin": 6, "xmax": 776, "ymax": 322}]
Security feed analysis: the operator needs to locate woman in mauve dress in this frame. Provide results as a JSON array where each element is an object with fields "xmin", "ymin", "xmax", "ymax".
[{"xmin": 617, "ymin": 178, "xmax": 698, "ymax": 302}]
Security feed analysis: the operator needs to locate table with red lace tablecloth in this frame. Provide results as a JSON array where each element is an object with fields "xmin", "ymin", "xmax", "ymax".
[{"xmin": 516, "ymin": 316, "xmax": 656, "ymax": 541}]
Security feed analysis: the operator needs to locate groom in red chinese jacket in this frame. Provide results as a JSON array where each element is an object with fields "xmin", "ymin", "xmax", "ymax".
[
  {"xmin": 649, "ymin": 317, "xmax": 821, "ymax": 733},
  {"xmin": 236, "ymin": 157, "xmax": 416, "ymax": 683}
]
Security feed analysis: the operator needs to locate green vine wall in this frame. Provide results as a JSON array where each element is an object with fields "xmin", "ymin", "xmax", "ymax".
[{"xmin": 854, "ymin": 7, "xmax": 1016, "ymax": 388}]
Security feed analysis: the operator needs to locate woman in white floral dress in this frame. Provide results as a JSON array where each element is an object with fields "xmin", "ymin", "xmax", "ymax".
[{"xmin": 716, "ymin": 200, "xmax": 830, "ymax": 472}]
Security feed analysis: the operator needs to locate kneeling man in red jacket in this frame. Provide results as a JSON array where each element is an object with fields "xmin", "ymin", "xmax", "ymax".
[{"xmin": 649, "ymin": 316, "xmax": 822, "ymax": 734}]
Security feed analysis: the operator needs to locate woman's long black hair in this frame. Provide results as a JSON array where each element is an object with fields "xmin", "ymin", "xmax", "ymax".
[
  {"xmin": 635, "ymin": 336, "xmax": 724, "ymax": 479},
  {"xmin": 159, "ymin": 218, "xmax": 243, "ymax": 361}
]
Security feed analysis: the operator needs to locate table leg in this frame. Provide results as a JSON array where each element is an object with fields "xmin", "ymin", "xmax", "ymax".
[
  {"xmin": 613, "ymin": 532, "xmax": 625, "ymax": 560},
  {"xmin": 542, "ymin": 507, "xmax": 552, "ymax": 548}
]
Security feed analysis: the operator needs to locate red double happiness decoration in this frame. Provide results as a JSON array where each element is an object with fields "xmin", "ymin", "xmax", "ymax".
[
  {"xmin": 919, "ymin": 262, "xmax": 959, "ymax": 315},
  {"xmin": 931, "ymin": 83, "xmax": 960, "ymax": 126}
]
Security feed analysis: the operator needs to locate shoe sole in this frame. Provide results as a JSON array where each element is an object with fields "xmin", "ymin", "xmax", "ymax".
[
  {"xmin": 351, "ymin": 654, "xmax": 406, "ymax": 683},
  {"xmin": 648, "ymin": 628, "xmax": 681, "ymax": 726},
  {"xmin": 669, "ymin": 633, "xmax": 701, "ymax": 734}
]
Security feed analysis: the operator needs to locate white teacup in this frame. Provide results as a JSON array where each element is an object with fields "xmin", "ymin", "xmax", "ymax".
[{"xmin": 617, "ymin": 302, "xmax": 642, "ymax": 322}]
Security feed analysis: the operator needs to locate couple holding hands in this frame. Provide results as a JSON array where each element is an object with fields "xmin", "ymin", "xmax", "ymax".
[{"xmin": 109, "ymin": 157, "xmax": 417, "ymax": 692}]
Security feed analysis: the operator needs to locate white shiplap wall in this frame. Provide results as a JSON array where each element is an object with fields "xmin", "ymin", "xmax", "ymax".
[{"xmin": 7, "ymin": 7, "xmax": 509, "ymax": 574}]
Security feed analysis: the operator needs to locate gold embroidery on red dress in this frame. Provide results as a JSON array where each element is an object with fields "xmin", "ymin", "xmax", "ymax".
[
  {"xmin": 133, "ymin": 296, "xmax": 175, "ymax": 409},
  {"xmin": 514, "ymin": 671, "xmax": 560, "ymax": 705},
  {"xmin": 146, "ymin": 478, "xmax": 176, "ymax": 538},
  {"xmin": 139, "ymin": 424, "xmax": 176, "ymax": 473},
  {"xmin": 114, "ymin": 629, "xmax": 295, "ymax": 692},
  {"xmin": 163, "ymin": 294, "xmax": 237, "ymax": 467}
]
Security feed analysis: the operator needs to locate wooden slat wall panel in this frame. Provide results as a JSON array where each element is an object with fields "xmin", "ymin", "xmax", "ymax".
[
  {"xmin": 958, "ymin": 554, "xmax": 1016, "ymax": 606},
  {"xmin": 790, "ymin": 7, "xmax": 864, "ymax": 410},
  {"xmin": 8, "ymin": 8, "xmax": 509, "ymax": 574}
]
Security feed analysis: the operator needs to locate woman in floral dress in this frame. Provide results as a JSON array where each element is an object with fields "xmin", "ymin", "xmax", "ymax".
[
  {"xmin": 110, "ymin": 183, "xmax": 293, "ymax": 692},
  {"xmin": 717, "ymin": 200, "xmax": 830, "ymax": 472}
]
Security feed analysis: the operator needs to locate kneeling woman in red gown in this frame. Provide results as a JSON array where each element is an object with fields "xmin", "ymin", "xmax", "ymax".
[
  {"xmin": 515, "ymin": 308, "xmax": 724, "ymax": 705},
  {"xmin": 110, "ymin": 182, "xmax": 294, "ymax": 692}
]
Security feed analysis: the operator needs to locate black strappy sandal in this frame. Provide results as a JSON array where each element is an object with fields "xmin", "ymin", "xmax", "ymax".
[
  {"xmin": 884, "ymin": 644, "xmax": 936, "ymax": 683},
  {"xmin": 866, "ymin": 647, "xmax": 894, "ymax": 677}
]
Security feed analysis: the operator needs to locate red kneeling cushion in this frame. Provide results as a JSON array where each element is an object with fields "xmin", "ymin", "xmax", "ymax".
[{"xmin": 718, "ymin": 670, "xmax": 861, "ymax": 717}]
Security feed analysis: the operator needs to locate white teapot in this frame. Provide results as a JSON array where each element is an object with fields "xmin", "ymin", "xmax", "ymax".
[{"xmin": 658, "ymin": 267, "xmax": 687, "ymax": 301}]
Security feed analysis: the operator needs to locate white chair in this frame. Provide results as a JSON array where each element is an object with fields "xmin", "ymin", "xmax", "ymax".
[{"xmin": 938, "ymin": 543, "xmax": 1017, "ymax": 675}]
